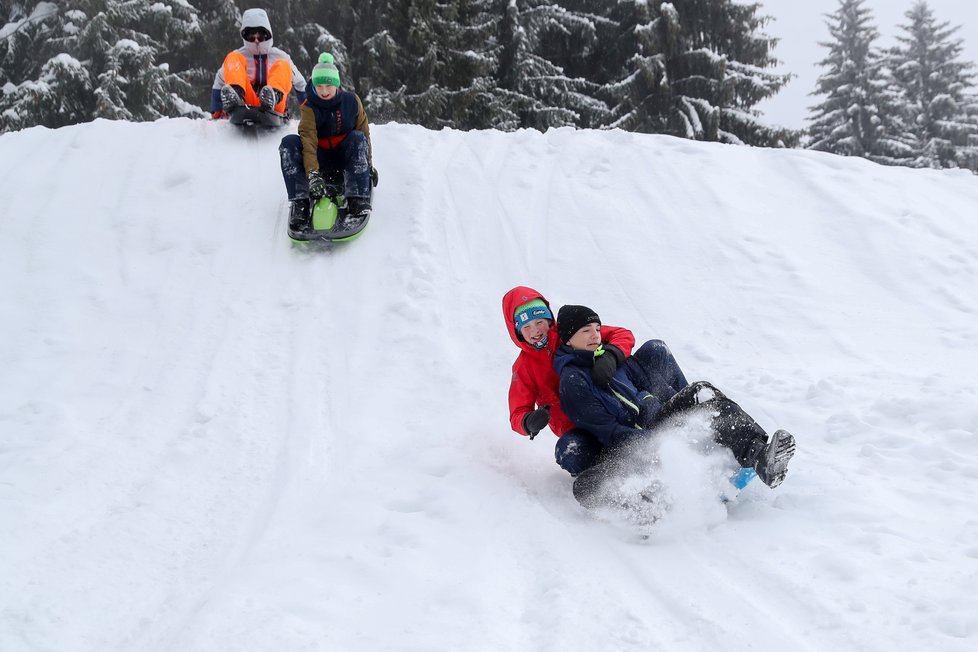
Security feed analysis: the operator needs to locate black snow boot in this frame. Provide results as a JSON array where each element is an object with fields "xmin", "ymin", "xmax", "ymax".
[
  {"xmin": 259, "ymin": 86, "xmax": 283, "ymax": 113},
  {"xmin": 750, "ymin": 429, "xmax": 796, "ymax": 488},
  {"xmin": 221, "ymin": 84, "xmax": 245, "ymax": 111},
  {"xmin": 572, "ymin": 467, "xmax": 606, "ymax": 509},
  {"xmin": 344, "ymin": 197, "xmax": 371, "ymax": 228},
  {"xmin": 289, "ymin": 198, "xmax": 310, "ymax": 231}
]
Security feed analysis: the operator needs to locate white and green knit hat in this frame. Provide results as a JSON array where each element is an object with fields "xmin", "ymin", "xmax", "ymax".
[{"xmin": 311, "ymin": 53, "xmax": 341, "ymax": 87}]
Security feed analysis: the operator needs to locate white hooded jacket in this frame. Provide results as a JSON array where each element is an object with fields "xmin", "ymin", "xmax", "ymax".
[{"xmin": 212, "ymin": 8, "xmax": 306, "ymax": 94}]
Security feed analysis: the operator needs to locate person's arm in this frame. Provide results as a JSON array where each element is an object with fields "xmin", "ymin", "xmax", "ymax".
[
  {"xmin": 290, "ymin": 60, "xmax": 306, "ymax": 93},
  {"xmin": 210, "ymin": 68, "xmax": 226, "ymax": 115},
  {"xmin": 559, "ymin": 368, "xmax": 639, "ymax": 448},
  {"xmin": 297, "ymin": 104, "xmax": 319, "ymax": 174},
  {"xmin": 508, "ymin": 363, "xmax": 541, "ymax": 436},
  {"xmin": 209, "ymin": 88, "xmax": 224, "ymax": 115},
  {"xmin": 601, "ymin": 325, "xmax": 635, "ymax": 357}
]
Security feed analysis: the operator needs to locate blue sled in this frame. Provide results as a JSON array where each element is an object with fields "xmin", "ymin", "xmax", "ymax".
[{"xmin": 720, "ymin": 467, "xmax": 758, "ymax": 503}]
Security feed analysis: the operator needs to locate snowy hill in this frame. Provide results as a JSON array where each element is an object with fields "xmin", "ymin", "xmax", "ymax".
[{"xmin": 1, "ymin": 118, "xmax": 977, "ymax": 651}]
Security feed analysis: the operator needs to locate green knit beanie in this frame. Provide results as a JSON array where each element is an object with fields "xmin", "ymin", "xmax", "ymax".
[{"xmin": 311, "ymin": 53, "xmax": 341, "ymax": 87}]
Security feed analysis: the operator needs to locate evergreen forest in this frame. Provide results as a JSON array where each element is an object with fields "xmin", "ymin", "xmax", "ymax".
[{"xmin": 2, "ymin": 0, "xmax": 977, "ymax": 171}]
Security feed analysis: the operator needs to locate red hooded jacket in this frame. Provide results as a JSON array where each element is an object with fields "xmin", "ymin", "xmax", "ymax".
[{"xmin": 503, "ymin": 286, "xmax": 636, "ymax": 438}]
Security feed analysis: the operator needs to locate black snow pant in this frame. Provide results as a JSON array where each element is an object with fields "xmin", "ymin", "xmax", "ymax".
[
  {"xmin": 652, "ymin": 380, "xmax": 767, "ymax": 468},
  {"xmin": 572, "ymin": 381, "xmax": 769, "ymax": 507},
  {"xmin": 622, "ymin": 340, "xmax": 768, "ymax": 466}
]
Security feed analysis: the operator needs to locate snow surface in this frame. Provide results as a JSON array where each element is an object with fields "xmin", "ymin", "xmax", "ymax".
[{"xmin": 1, "ymin": 118, "xmax": 977, "ymax": 651}]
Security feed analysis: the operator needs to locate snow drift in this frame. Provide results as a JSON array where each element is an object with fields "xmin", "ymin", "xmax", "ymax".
[{"xmin": 1, "ymin": 118, "xmax": 977, "ymax": 651}]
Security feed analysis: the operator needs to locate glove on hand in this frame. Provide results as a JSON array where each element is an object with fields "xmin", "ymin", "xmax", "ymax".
[
  {"xmin": 591, "ymin": 343, "xmax": 624, "ymax": 387},
  {"xmin": 636, "ymin": 392, "xmax": 663, "ymax": 429},
  {"xmin": 522, "ymin": 405, "xmax": 551, "ymax": 439},
  {"xmin": 370, "ymin": 166, "xmax": 379, "ymax": 187},
  {"xmin": 211, "ymin": 110, "xmax": 227, "ymax": 120},
  {"xmin": 308, "ymin": 170, "xmax": 327, "ymax": 199}
]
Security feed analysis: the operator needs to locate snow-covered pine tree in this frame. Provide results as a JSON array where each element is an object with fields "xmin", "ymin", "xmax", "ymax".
[
  {"xmin": 1, "ymin": 53, "xmax": 94, "ymax": 131},
  {"xmin": 268, "ymin": 0, "xmax": 349, "ymax": 85},
  {"xmin": 585, "ymin": 0, "xmax": 667, "ymax": 133},
  {"xmin": 1, "ymin": 1, "xmax": 70, "ymax": 130},
  {"xmin": 705, "ymin": 0, "xmax": 794, "ymax": 146},
  {"xmin": 596, "ymin": 0, "xmax": 791, "ymax": 145},
  {"xmin": 1, "ymin": 1, "xmax": 54, "ymax": 86},
  {"xmin": 185, "ymin": 0, "xmax": 244, "ymax": 109},
  {"xmin": 965, "ymin": 102, "xmax": 978, "ymax": 172},
  {"xmin": 807, "ymin": 0, "xmax": 913, "ymax": 164},
  {"xmin": 1, "ymin": 0, "xmax": 203, "ymax": 132},
  {"xmin": 889, "ymin": 0, "xmax": 978, "ymax": 171},
  {"xmin": 432, "ymin": 0, "xmax": 505, "ymax": 129},
  {"xmin": 494, "ymin": 0, "xmax": 609, "ymax": 130},
  {"xmin": 356, "ymin": 0, "xmax": 498, "ymax": 129}
]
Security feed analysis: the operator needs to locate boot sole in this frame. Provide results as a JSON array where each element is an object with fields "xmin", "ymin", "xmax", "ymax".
[
  {"xmin": 758, "ymin": 429, "xmax": 796, "ymax": 488},
  {"xmin": 221, "ymin": 87, "xmax": 244, "ymax": 110}
]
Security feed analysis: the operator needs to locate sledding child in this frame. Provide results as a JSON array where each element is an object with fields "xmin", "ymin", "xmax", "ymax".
[
  {"xmin": 501, "ymin": 287, "xmax": 636, "ymax": 476},
  {"xmin": 278, "ymin": 53, "xmax": 375, "ymax": 232},
  {"xmin": 552, "ymin": 304, "xmax": 796, "ymax": 507},
  {"xmin": 209, "ymin": 8, "xmax": 305, "ymax": 118}
]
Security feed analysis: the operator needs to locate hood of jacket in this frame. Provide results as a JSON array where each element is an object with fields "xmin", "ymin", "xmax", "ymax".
[
  {"xmin": 240, "ymin": 8, "xmax": 274, "ymax": 56},
  {"xmin": 502, "ymin": 286, "xmax": 557, "ymax": 355}
]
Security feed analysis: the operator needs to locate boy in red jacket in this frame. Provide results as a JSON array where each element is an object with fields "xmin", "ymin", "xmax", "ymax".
[{"xmin": 502, "ymin": 287, "xmax": 635, "ymax": 475}]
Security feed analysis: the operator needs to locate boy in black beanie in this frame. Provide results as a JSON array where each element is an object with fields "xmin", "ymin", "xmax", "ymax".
[{"xmin": 553, "ymin": 304, "xmax": 796, "ymax": 509}]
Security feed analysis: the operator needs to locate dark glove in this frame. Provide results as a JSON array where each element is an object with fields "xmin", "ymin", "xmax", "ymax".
[
  {"xmin": 636, "ymin": 392, "xmax": 663, "ymax": 429},
  {"xmin": 591, "ymin": 343, "xmax": 624, "ymax": 387},
  {"xmin": 522, "ymin": 405, "xmax": 551, "ymax": 440},
  {"xmin": 308, "ymin": 170, "xmax": 327, "ymax": 199},
  {"xmin": 370, "ymin": 166, "xmax": 379, "ymax": 187}
]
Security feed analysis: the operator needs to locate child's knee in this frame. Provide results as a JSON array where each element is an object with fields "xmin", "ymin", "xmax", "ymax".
[{"xmin": 555, "ymin": 431, "xmax": 602, "ymax": 475}]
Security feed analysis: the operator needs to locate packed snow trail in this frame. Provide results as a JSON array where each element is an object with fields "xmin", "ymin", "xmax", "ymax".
[{"xmin": 1, "ymin": 119, "xmax": 977, "ymax": 651}]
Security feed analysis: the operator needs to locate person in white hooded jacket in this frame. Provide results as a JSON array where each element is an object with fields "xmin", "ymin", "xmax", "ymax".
[{"xmin": 210, "ymin": 8, "xmax": 306, "ymax": 117}]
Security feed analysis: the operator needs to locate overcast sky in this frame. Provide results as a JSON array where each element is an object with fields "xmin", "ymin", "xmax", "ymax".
[{"xmin": 756, "ymin": 0, "xmax": 978, "ymax": 130}]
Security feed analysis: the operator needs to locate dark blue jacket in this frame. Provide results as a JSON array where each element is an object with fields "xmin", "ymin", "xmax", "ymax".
[
  {"xmin": 296, "ymin": 83, "xmax": 372, "ymax": 173},
  {"xmin": 301, "ymin": 83, "xmax": 362, "ymax": 143},
  {"xmin": 554, "ymin": 345, "xmax": 660, "ymax": 449}
]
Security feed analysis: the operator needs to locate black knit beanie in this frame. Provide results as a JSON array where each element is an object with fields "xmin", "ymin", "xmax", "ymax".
[{"xmin": 556, "ymin": 305, "xmax": 601, "ymax": 343}]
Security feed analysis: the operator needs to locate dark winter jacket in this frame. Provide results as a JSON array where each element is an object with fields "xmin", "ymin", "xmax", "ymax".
[
  {"xmin": 553, "ymin": 344, "xmax": 661, "ymax": 448},
  {"xmin": 503, "ymin": 286, "xmax": 635, "ymax": 438},
  {"xmin": 297, "ymin": 84, "xmax": 372, "ymax": 173}
]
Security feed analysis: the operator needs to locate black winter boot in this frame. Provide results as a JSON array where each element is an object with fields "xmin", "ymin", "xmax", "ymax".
[
  {"xmin": 572, "ymin": 466, "xmax": 606, "ymax": 509},
  {"xmin": 259, "ymin": 86, "xmax": 283, "ymax": 113},
  {"xmin": 221, "ymin": 84, "xmax": 245, "ymax": 111},
  {"xmin": 344, "ymin": 196, "xmax": 371, "ymax": 228},
  {"xmin": 751, "ymin": 430, "xmax": 796, "ymax": 488},
  {"xmin": 289, "ymin": 198, "xmax": 310, "ymax": 232}
]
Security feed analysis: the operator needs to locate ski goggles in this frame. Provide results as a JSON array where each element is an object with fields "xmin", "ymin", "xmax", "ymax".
[{"xmin": 241, "ymin": 27, "xmax": 271, "ymax": 43}]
